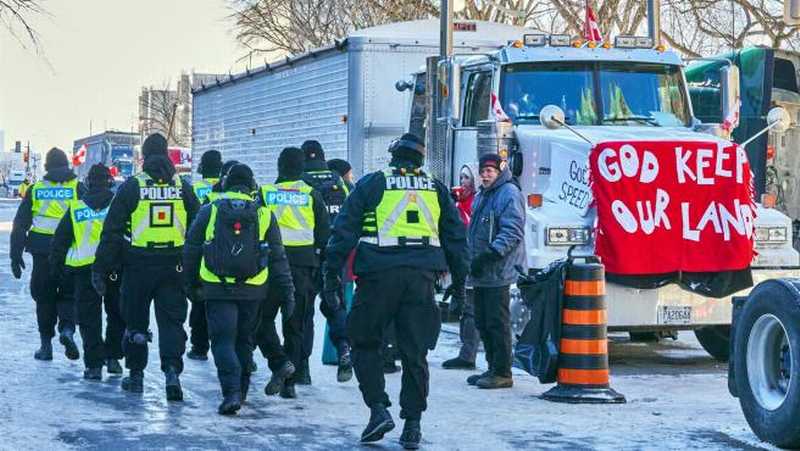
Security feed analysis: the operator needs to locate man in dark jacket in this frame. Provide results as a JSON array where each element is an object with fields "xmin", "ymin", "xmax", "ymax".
[
  {"xmin": 183, "ymin": 164, "xmax": 295, "ymax": 415},
  {"xmin": 186, "ymin": 149, "xmax": 224, "ymax": 361},
  {"xmin": 299, "ymin": 139, "xmax": 350, "ymax": 385},
  {"xmin": 256, "ymin": 147, "xmax": 338, "ymax": 399},
  {"xmin": 10, "ymin": 147, "xmax": 84, "ymax": 361},
  {"xmin": 323, "ymin": 134, "xmax": 468, "ymax": 449},
  {"xmin": 50, "ymin": 164, "xmax": 124, "ymax": 379},
  {"xmin": 466, "ymin": 153, "xmax": 526, "ymax": 389},
  {"xmin": 92, "ymin": 133, "xmax": 199, "ymax": 400}
]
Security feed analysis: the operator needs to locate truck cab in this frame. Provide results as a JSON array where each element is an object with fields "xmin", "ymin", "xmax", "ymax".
[{"xmin": 400, "ymin": 34, "xmax": 800, "ymax": 359}]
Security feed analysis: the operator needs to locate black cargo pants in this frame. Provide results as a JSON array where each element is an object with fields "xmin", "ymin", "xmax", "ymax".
[
  {"xmin": 75, "ymin": 269, "xmax": 125, "ymax": 369},
  {"xmin": 474, "ymin": 285, "xmax": 512, "ymax": 377},
  {"xmin": 31, "ymin": 254, "xmax": 76, "ymax": 338},
  {"xmin": 347, "ymin": 268, "xmax": 441, "ymax": 420},
  {"xmin": 206, "ymin": 298, "xmax": 259, "ymax": 396},
  {"xmin": 120, "ymin": 263, "xmax": 187, "ymax": 373},
  {"xmin": 189, "ymin": 300, "xmax": 209, "ymax": 354}
]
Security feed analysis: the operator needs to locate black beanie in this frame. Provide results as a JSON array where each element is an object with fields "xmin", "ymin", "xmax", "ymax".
[
  {"xmin": 87, "ymin": 163, "xmax": 112, "ymax": 189},
  {"xmin": 220, "ymin": 159, "xmax": 240, "ymax": 178},
  {"xmin": 142, "ymin": 133, "xmax": 168, "ymax": 159},
  {"xmin": 45, "ymin": 147, "xmax": 69, "ymax": 171},
  {"xmin": 479, "ymin": 153, "xmax": 503, "ymax": 171},
  {"xmin": 223, "ymin": 163, "xmax": 255, "ymax": 191},
  {"xmin": 327, "ymin": 159, "xmax": 352, "ymax": 178},
  {"xmin": 278, "ymin": 147, "xmax": 306, "ymax": 178},
  {"xmin": 198, "ymin": 150, "xmax": 222, "ymax": 177},
  {"xmin": 301, "ymin": 140, "xmax": 325, "ymax": 161},
  {"xmin": 389, "ymin": 133, "xmax": 425, "ymax": 157}
]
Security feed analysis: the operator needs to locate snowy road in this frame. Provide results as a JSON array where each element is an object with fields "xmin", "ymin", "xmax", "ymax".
[{"xmin": 0, "ymin": 201, "xmax": 772, "ymax": 450}]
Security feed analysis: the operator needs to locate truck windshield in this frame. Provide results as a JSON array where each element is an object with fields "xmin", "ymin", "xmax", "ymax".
[{"xmin": 500, "ymin": 61, "xmax": 690, "ymax": 127}]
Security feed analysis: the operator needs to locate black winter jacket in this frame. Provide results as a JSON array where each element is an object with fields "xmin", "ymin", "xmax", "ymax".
[
  {"xmin": 10, "ymin": 166, "xmax": 85, "ymax": 260},
  {"xmin": 93, "ymin": 156, "xmax": 199, "ymax": 275},
  {"xmin": 182, "ymin": 186, "xmax": 294, "ymax": 301},
  {"xmin": 49, "ymin": 186, "xmax": 114, "ymax": 274},
  {"xmin": 323, "ymin": 157, "xmax": 469, "ymax": 286}
]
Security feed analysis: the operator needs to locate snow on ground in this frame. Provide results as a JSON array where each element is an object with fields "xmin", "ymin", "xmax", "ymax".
[{"xmin": 0, "ymin": 203, "xmax": 774, "ymax": 450}]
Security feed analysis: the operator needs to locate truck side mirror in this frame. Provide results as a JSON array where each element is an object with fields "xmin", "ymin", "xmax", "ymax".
[
  {"xmin": 540, "ymin": 105, "xmax": 566, "ymax": 130},
  {"xmin": 395, "ymin": 80, "xmax": 413, "ymax": 92},
  {"xmin": 768, "ymin": 107, "xmax": 791, "ymax": 133},
  {"xmin": 721, "ymin": 65, "xmax": 740, "ymax": 126}
]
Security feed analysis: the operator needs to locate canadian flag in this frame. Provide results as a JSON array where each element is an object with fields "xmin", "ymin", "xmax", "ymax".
[
  {"xmin": 73, "ymin": 144, "xmax": 87, "ymax": 167},
  {"xmin": 583, "ymin": 3, "xmax": 602, "ymax": 42},
  {"xmin": 491, "ymin": 93, "xmax": 511, "ymax": 122}
]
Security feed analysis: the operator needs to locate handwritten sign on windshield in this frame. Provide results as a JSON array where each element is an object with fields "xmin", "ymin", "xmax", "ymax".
[{"xmin": 544, "ymin": 145, "xmax": 592, "ymax": 216}]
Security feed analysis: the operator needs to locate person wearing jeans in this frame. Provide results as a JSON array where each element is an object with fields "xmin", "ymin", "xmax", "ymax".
[{"xmin": 465, "ymin": 154, "xmax": 526, "ymax": 389}]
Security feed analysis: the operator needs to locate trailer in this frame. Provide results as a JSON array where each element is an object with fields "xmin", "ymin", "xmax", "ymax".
[{"xmin": 191, "ymin": 20, "xmax": 527, "ymax": 183}]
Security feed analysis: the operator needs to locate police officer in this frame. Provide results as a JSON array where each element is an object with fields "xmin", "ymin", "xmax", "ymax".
[
  {"xmin": 50, "ymin": 164, "xmax": 124, "ymax": 379},
  {"xmin": 183, "ymin": 164, "xmax": 294, "ymax": 415},
  {"xmin": 187, "ymin": 149, "xmax": 223, "ymax": 361},
  {"xmin": 10, "ymin": 147, "xmax": 83, "ymax": 361},
  {"xmin": 256, "ymin": 147, "xmax": 342, "ymax": 399},
  {"xmin": 323, "ymin": 134, "xmax": 468, "ymax": 449},
  {"xmin": 92, "ymin": 133, "xmax": 199, "ymax": 400}
]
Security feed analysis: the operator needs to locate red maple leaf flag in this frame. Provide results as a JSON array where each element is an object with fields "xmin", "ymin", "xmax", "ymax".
[
  {"xmin": 72, "ymin": 144, "xmax": 87, "ymax": 167},
  {"xmin": 584, "ymin": 3, "xmax": 602, "ymax": 42}
]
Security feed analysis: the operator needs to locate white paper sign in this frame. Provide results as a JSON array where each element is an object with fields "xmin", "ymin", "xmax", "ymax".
[{"xmin": 544, "ymin": 145, "xmax": 593, "ymax": 216}]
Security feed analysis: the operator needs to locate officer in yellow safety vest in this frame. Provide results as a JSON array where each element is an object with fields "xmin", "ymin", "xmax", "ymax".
[
  {"xmin": 186, "ymin": 149, "xmax": 223, "ymax": 362},
  {"xmin": 18, "ymin": 178, "xmax": 30, "ymax": 198},
  {"xmin": 322, "ymin": 134, "xmax": 468, "ymax": 449},
  {"xmin": 183, "ymin": 163, "xmax": 294, "ymax": 415},
  {"xmin": 10, "ymin": 147, "xmax": 84, "ymax": 362},
  {"xmin": 254, "ymin": 147, "xmax": 339, "ymax": 400},
  {"xmin": 50, "ymin": 164, "xmax": 125, "ymax": 380},
  {"xmin": 92, "ymin": 134, "xmax": 199, "ymax": 400}
]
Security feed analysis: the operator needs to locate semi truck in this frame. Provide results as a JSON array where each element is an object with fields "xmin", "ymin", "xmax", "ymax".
[{"xmin": 73, "ymin": 131, "xmax": 139, "ymax": 182}]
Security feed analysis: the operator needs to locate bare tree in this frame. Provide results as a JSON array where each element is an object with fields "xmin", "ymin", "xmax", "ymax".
[
  {"xmin": 0, "ymin": 0, "xmax": 46, "ymax": 51},
  {"xmin": 139, "ymin": 80, "xmax": 190, "ymax": 148}
]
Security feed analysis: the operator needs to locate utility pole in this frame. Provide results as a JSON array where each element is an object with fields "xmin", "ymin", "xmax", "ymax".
[
  {"xmin": 439, "ymin": 0, "xmax": 453, "ymax": 59},
  {"xmin": 647, "ymin": 0, "xmax": 661, "ymax": 45}
]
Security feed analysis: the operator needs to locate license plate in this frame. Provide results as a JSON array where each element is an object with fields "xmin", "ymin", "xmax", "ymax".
[{"xmin": 658, "ymin": 306, "xmax": 692, "ymax": 325}]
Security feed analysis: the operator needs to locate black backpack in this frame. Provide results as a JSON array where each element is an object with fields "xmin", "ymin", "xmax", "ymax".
[
  {"xmin": 303, "ymin": 170, "xmax": 347, "ymax": 217},
  {"xmin": 202, "ymin": 198, "xmax": 267, "ymax": 285}
]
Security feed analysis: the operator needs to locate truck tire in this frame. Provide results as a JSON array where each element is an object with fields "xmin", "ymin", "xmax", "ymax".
[
  {"xmin": 734, "ymin": 279, "xmax": 800, "ymax": 448},
  {"xmin": 694, "ymin": 326, "xmax": 731, "ymax": 362}
]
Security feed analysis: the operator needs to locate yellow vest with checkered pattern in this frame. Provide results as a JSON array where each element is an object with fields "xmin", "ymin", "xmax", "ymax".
[{"xmin": 129, "ymin": 173, "xmax": 187, "ymax": 248}]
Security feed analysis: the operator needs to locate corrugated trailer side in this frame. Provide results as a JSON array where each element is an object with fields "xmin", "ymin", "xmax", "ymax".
[{"xmin": 192, "ymin": 48, "xmax": 349, "ymax": 183}]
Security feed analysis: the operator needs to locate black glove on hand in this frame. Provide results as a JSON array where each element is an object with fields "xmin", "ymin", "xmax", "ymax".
[
  {"xmin": 322, "ymin": 274, "xmax": 343, "ymax": 312},
  {"xmin": 448, "ymin": 284, "xmax": 467, "ymax": 317},
  {"xmin": 91, "ymin": 271, "xmax": 107, "ymax": 297},
  {"xmin": 11, "ymin": 258, "xmax": 25, "ymax": 279},
  {"xmin": 281, "ymin": 295, "xmax": 296, "ymax": 319},
  {"xmin": 469, "ymin": 251, "xmax": 499, "ymax": 278}
]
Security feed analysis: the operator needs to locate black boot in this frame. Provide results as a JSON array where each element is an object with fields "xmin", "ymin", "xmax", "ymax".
[
  {"xmin": 360, "ymin": 403, "xmax": 395, "ymax": 443},
  {"xmin": 59, "ymin": 329, "xmax": 80, "ymax": 361},
  {"xmin": 106, "ymin": 358, "xmax": 123, "ymax": 375},
  {"xmin": 399, "ymin": 419, "xmax": 422, "ymax": 449},
  {"xmin": 121, "ymin": 370, "xmax": 144, "ymax": 393},
  {"xmin": 337, "ymin": 347, "xmax": 353, "ymax": 383},
  {"xmin": 186, "ymin": 347, "xmax": 208, "ymax": 361},
  {"xmin": 34, "ymin": 335, "xmax": 53, "ymax": 361},
  {"xmin": 265, "ymin": 361, "xmax": 295, "ymax": 396},
  {"xmin": 84, "ymin": 367, "xmax": 102, "ymax": 380},
  {"xmin": 280, "ymin": 382, "xmax": 297, "ymax": 399},
  {"xmin": 476, "ymin": 374, "xmax": 513, "ymax": 389},
  {"xmin": 295, "ymin": 360, "xmax": 311, "ymax": 385},
  {"xmin": 218, "ymin": 392, "xmax": 242, "ymax": 415},
  {"xmin": 442, "ymin": 356, "xmax": 476, "ymax": 370},
  {"xmin": 165, "ymin": 367, "xmax": 183, "ymax": 401},
  {"xmin": 467, "ymin": 370, "xmax": 492, "ymax": 386}
]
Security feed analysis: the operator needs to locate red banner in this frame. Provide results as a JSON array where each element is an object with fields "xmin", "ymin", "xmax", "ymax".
[{"xmin": 589, "ymin": 140, "xmax": 756, "ymax": 275}]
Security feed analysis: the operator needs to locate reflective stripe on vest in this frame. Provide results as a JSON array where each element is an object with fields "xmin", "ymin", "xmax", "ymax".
[
  {"xmin": 129, "ymin": 173, "xmax": 187, "ymax": 248},
  {"xmin": 199, "ymin": 192, "xmax": 271, "ymax": 285},
  {"xmin": 359, "ymin": 168, "xmax": 441, "ymax": 247},
  {"xmin": 192, "ymin": 178, "xmax": 218, "ymax": 204},
  {"xmin": 31, "ymin": 179, "xmax": 79, "ymax": 235},
  {"xmin": 260, "ymin": 181, "xmax": 315, "ymax": 247},
  {"xmin": 66, "ymin": 199, "xmax": 108, "ymax": 267}
]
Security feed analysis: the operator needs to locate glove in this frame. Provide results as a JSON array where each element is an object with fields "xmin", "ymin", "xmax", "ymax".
[
  {"xmin": 470, "ymin": 251, "xmax": 499, "ymax": 278},
  {"xmin": 448, "ymin": 284, "xmax": 467, "ymax": 317},
  {"xmin": 322, "ymin": 274, "xmax": 343, "ymax": 312},
  {"xmin": 91, "ymin": 271, "xmax": 107, "ymax": 297},
  {"xmin": 11, "ymin": 258, "xmax": 25, "ymax": 279},
  {"xmin": 281, "ymin": 294, "xmax": 296, "ymax": 319}
]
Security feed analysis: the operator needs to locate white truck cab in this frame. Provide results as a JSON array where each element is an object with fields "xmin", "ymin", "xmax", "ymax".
[{"xmin": 400, "ymin": 34, "xmax": 800, "ymax": 359}]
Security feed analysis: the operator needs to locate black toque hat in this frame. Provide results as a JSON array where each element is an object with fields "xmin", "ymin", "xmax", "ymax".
[
  {"xmin": 301, "ymin": 140, "xmax": 325, "ymax": 161},
  {"xmin": 198, "ymin": 150, "xmax": 223, "ymax": 177},
  {"xmin": 389, "ymin": 133, "xmax": 425, "ymax": 157},
  {"xmin": 327, "ymin": 158, "xmax": 352, "ymax": 178},
  {"xmin": 45, "ymin": 147, "xmax": 69, "ymax": 171},
  {"xmin": 142, "ymin": 133, "xmax": 168, "ymax": 159},
  {"xmin": 479, "ymin": 153, "xmax": 503, "ymax": 171},
  {"xmin": 87, "ymin": 163, "xmax": 112, "ymax": 189},
  {"xmin": 278, "ymin": 147, "xmax": 305, "ymax": 178},
  {"xmin": 223, "ymin": 163, "xmax": 255, "ymax": 191}
]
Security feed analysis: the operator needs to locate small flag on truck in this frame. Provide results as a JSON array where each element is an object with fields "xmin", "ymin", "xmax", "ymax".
[{"xmin": 583, "ymin": 3, "xmax": 602, "ymax": 42}]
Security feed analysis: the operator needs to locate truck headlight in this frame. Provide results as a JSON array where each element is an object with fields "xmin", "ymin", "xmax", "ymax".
[
  {"xmin": 546, "ymin": 227, "xmax": 591, "ymax": 246},
  {"xmin": 755, "ymin": 226, "xmax": 788, "ymax": 243}
]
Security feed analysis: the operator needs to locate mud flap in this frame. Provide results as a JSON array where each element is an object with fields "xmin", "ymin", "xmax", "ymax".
[{"xmin": 728, "ymin": 295, "xmax": 747, "ymax": 398}]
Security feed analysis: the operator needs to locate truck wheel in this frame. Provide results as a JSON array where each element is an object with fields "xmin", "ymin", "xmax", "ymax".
[
  {"xmin": 734, "ymin": 279, "xmax": 800, "ymax": 448},
  {"xmin": 694, "ymin": 326, "xmax": 731, "ymax": 362}
]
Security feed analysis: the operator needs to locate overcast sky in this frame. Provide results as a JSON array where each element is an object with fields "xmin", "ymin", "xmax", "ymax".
[{"xmin": 0, "ymin": 0, "xmax": 245, "ymax": 154}]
